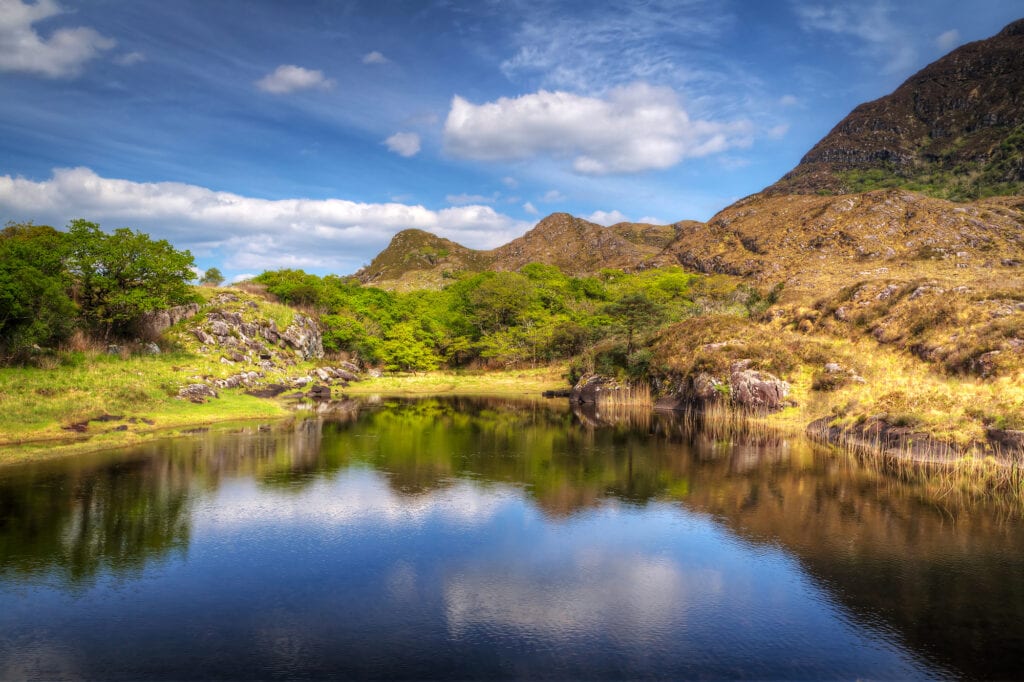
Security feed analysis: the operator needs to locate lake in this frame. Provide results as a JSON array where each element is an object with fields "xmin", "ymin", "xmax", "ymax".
[{"xmin": 1, "ymin": 396, "xmax": 1022, "ymax": 680}]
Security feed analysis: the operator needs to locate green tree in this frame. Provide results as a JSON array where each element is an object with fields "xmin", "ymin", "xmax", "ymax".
[
  {"xmin": 380, "ymin": 321, "xmax": 439, "ymax": 372},
  {"xmin": 199, "ymin": 267, "xmax": 224, "ymax": 287},
  {"xmin": 0, "ymin": 223, "xmax": 77, "ymax": 361},
  {"xmin": 462, "ymin": 271, "xmax": 536, "ymax": 334},
  {"xmin": 65, "ymin": 220, "xmax": 197, "ymax": 339},
  {"xmin": 605, "ymin": 292, "xmax": 665, "ymax": 353}
]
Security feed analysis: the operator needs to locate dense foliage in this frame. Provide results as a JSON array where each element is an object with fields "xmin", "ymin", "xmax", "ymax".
[
  {"xmin": 254, "ymin": 265, "xmax": 750, "ymax": 376},
  {"xmin": 0, "ymin": 220, "xmax": 197, "ymax": 362}
]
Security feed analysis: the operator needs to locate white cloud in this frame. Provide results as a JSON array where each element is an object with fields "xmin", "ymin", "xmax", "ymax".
[
  {"xmin": 778, "ymin": 94, "xmax": 799, "ymax": 107},
  {"xmin": 502, "ymin": 176, "xmax": 519, "ymax": 189},
  {"xmin": 586, "ymin": 210, "xmax": 629, "ymax": 226},
  {"xmin": 0, "ymin": 167, "xmax": 530, "ymax": 275},
  {"xmin": 540, "ymin": 189, "xmax": 565, "ymax": 203},
  {"xmin": 792, "ymin": 2, "xmax": 916, "ymax": 74},
  {"xmin": 255, "ymin": 64, "xmax": 333, "ymax": 94},
  {"xmin": 443, "ymin": 83, "xmax": 753, "ymax": 175},
  {"xmin": 446, "ymin": 193, "xmax": 494, "ymax": 205},
  {"xmin": 767, "ymin": 123, "xmax": 789, "ymax": 139},
  {"xmin": 113, "ymin": 50, "xmax": 145, "ymax": 66},
  {"xmin": 0, "ymin": 0, "xmax": 115, "ymax": 77},
  {"xmin": 230, "ymin": 273, "xmax": 257, "ymax": 284},
  {"xmin": 935, "ymin": 29, "xmax": 960, "ymax": 51},
  {"xmin": 384, "ymin": 131, "xmax": 421, "ymax": 157},
  {"xmin": 637, "ymin": 216, "xmax": 663, "ymax": 224},
  {"xmin": 362, "ymin": 50, "xmax": 390, "ymax": 65},
  {"xmin": 523, "ymin": 201, "xmax": 538, "ymax": 215}
]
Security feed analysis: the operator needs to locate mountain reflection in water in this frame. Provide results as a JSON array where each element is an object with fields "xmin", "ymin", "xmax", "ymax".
[{"xmin": 0, "ymin": 396, "xmax": 1021, "ymax": 679}]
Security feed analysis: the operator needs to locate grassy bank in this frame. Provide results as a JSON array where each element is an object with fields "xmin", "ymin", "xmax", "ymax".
[
  {"xmin": 0, "ymin": 351, "xmax": 293, "ymax": 463},
  {"xmin": 339, "ymin": 365, "xmax": 568, "ymax": 396},
  {"xmin": 0, "ymin": 352, "xmax": 569, "ymax": 463}
]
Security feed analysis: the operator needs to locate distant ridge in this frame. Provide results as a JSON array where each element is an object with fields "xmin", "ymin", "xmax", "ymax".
[{"xmin": 357, "ymin": 213, "xmax": 677, "ymax": 289}]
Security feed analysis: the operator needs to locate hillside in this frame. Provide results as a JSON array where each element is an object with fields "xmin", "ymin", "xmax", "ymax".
[
  {"xmin": 660, "ymin": 190, "xmax": 1024, "ymax": 286},
  {"xmin": 769, "ymin": 18, "xmax": 1024, "ymax": 200},
  {"xmin": 357, "ymin": 213, "xmax": 674, "ymax": 289}
]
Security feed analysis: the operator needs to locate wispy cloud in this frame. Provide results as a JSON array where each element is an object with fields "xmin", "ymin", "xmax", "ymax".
[
  {"xmin": 522, "ymin": 201, "xmax": 538, "ymax": 215},
  {"xmin": 113, "ymin": 50, "xmax": 145, "ymax": 66},
  {"xmin": 792, "ymin": 2, "xmax": 916, "ymax": 74},
  {"xmin": 255, "ymin": 64, "xmax": 334, "ymax": 94},
  {"xmin": 444, "ymin": 83, "xmax": 753, "ymax": 175},
  {"xmin": 935, "ymin": 29, "xmax": 960, "ymax": 51},
  {"xmin": 0, "ymin": 0, "xmax": 115, "ymax": 77},
  {"xmin": 446, "ymin": 193, "xmax": 495, "ymax": 205},
  {"xmin": 540, "ymin": 190, "xmax": 564, "ymax": 203},
  {"xmin": 361, "ymin": 50, "xmax": 390, "ymax": 65},
  {"xmin": 384, "ymin": 131, "xmax": 421, "ymax": 157},
  {"xmin": 499, "ymin": 0, "xmax": 732, "ymax": 93},
  {"xmin": 0, "ymin": 167, "xmax": 530, "ymax": 274}
]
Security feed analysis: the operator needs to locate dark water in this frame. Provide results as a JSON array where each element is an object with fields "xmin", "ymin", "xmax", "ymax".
[{"xmin": 1, "ymin": 397, "xmax": 1023, "ymax": 680}]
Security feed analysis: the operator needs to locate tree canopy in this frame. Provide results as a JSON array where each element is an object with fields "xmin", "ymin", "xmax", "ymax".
[{"xmin": 0, "ymin": 220, "xmax": 197, "ymax": 361}]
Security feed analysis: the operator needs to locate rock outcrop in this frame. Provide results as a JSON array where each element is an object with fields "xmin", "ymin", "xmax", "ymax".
[
  {"xmin": 136, "ymin": 302, "xmax": 200, "ymax": 340},
  {"xmin": 728, "ymin": 360, "xmax": 791, "ymax": 411},
  {"xmin": 169, "ymin": 291, "xmax": 357, "ymax": 402},
  {"xmin": 654, "ymin": 359, "xmax": 791, "ymax": 414}
]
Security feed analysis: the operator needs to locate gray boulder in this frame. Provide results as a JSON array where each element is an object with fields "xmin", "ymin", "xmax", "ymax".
[
  {"xmin": 178, "ymin": 384, "xmax": 218, "ymax": 403},
  {"xmin": 570, "ymin": 373, "xmax": 617, "ymax": 404},
  {"xmin": 729, "ymin": 360, "xmax": 791, "ymax": 411}
]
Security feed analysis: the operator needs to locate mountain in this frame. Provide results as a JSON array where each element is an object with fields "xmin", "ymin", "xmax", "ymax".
[
  {"xmin": 357, "ymin": 213, "xmax": 676, "ymax": 289},
  {"xmin": 769, "ymin": 19, "xmax": 1024, "ymax": 200},
  {"xmin": 359, "ymin": 19, "xmax": 1024, "ymax": 291},
  {"xmin": 358, "ymin": 229, "xmax": 490, "ymax": 289}
]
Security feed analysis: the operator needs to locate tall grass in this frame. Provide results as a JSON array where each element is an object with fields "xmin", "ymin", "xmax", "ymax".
[
  {"xmin": 593, "ymin": 381, "xmax": 652, "ymax": 408},
  {"xmin": 806, "ymin": 417, "xmax": 1024, "ymax": 508}
]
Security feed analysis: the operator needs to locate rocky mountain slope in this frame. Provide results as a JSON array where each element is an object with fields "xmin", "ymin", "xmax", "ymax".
[{"xmin": 769, "ymin": 18, "xmax": 1024, "ymax": 199}]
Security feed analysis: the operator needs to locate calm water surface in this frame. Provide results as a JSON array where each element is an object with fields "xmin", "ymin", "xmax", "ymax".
[{"xmin": 1, "ymin": 397, "xmax": 1023, "ymax": 680}]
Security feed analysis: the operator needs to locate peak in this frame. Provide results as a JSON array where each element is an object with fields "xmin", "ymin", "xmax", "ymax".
[
  {"xmin": 998, "ymin": 17, "xmax": 1024, "ymax": 37},
  {"xmin": 535, "ymin": 212, "xmax": 579, "ymax": 224}
]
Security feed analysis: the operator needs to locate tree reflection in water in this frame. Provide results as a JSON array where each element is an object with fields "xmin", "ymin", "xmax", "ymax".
[{"xmin": 0, "ymin": 396, "xmax": 1022, "ymax": 678}]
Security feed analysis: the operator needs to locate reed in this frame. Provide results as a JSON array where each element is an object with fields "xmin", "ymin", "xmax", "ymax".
[
  {"xmin": 593, "ymin": 381, "xmax": 653, "ymax": 408},
  {"xmin": 807, "ymin": 418, "xmax": 1024, "ymax": 508}
]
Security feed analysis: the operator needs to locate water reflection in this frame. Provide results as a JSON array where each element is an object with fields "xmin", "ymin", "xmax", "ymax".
[{"xmin": 0, "ymin": 397, "xmax": 1020, "ymax": 678}]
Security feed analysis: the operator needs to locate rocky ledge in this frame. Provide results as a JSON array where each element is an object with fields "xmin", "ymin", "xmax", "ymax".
[{"xmin": 170, "ymin": 292, "xmax": 358, "ymax": 403}]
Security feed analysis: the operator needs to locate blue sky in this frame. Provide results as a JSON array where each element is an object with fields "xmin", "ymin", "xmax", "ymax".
[{"xmin": 0, "ymin": 0, "xmax": 1020, "ymax": 280}]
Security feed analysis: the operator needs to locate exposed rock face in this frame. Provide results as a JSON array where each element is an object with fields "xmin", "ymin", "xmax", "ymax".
[
  {"xmin": 728, "ymin": 360, "xmax": 791, "ymax": 411},
  {"xmin": 136, "ymin": 302, "xmax": 200, "ymax": 340},
  {"xmin": 170, "ymin": 292, "xmax": 354, "ymax": 401},
  {"xmin": 654, "ymin": 359, "xmax": 791, "ymax": 413},
  {"xmin": 189, "ymin": 309, "xmax": 322, "ymax": 364},
  {"xmin": 769, "ymin": 18, "xmax": 1024, "ymax": 196},
  {"xmin": 280, "ymin": 314, "xmax": 323, "ymax": 360}
]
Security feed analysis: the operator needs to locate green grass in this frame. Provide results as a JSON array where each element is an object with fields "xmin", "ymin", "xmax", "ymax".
[
  {"xmin": 0, "ymin": 349, "xmax": 295, "ymax": 459},
  {"xmin": 340, "ymin": 365, "xmax": 569, "ymax": 396}
]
